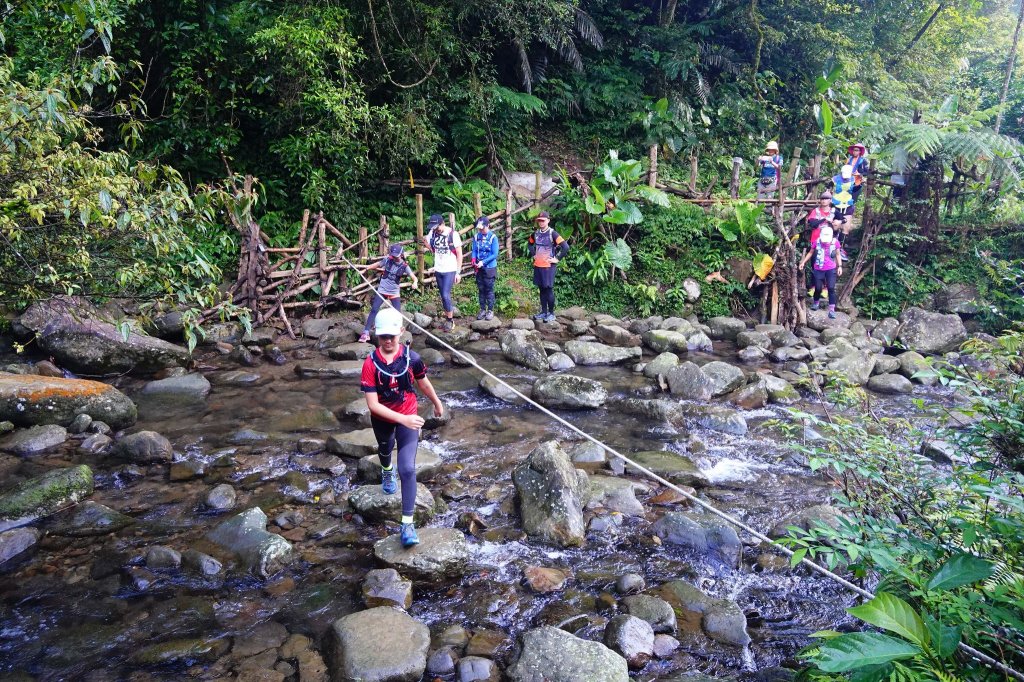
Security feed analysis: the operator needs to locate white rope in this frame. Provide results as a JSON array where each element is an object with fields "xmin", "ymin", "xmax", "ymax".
[{"xmin": 339, "ymin": 250, "xmax": 1024, "ymax": 681}]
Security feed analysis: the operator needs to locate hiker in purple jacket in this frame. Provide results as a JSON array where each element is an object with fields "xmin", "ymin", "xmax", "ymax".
[{"xmin": 799, "ymin": 225, "xmax": 843, "ymax": 319}]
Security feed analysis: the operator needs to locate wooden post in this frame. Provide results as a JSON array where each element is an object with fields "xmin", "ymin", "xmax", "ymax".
[
  {"xmin": 810, "ymin": 154, "xmax": 822, "ymax": 182},
  {"xmin": 689, "ymin": 155, "xmax": 698, "ymax": 194},
  {"xmin": 358, "ymin": 225, "xmax": 368, "ymax": 261},
  {"xmin": 534, "ymin": 170, "xmax": 543, "ymax": 203},
  {"xmin": 505, "ymin": 190, "xmax": 514, "ymax": 262},
  {"xmin": 473, "ymin": 193, "xmax": 482, "ymax": 218},
  {"xmin": 779, "ymin": 147, "xmax": 802, "ymax": 215},
  {"xmin": 378, "ymin": 215, "xmax": 388, "ymax": 255},
  {"xmin": 648, "ymin": 145, "xmax": 658, "ymax": 188},
  {"xmin": 415, "ymin": 193, "xmax": 425, "ymax": 283},
  {"xmin": 729, "ymin": 157, "xmax": 743, "ymax": 199}
]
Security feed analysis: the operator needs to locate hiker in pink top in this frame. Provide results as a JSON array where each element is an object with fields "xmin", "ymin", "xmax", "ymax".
[{"xmin": 799, "ymin": 225, "xmax": 843, "ymax": 318}]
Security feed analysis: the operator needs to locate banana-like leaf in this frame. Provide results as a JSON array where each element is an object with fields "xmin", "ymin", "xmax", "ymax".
[
  {"xmin": 815, "ymin": 632, "xmax": 921, "ymax": 672},
  {"xmin": 847, "ymin": 593, "xmax": 930, "ymax": 648}
]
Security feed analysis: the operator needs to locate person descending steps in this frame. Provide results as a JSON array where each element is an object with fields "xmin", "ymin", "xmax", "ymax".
[
  {"xmin": 527, "ymin": 211, "xmax": 568, "ymax": 323},
  {"xmin": 800, "ymin": 224, "xmax": 843, "ymax": 319},
  {"xmin": 471, "ymin": 215, "xmax": 500, "ymax": 320},
  {"xmin": 359, "ymin": 307, "xmax": 445, "ymax": 547},
  {"xmin": 358, "ymin": 244, "xmax": 418, "ymax": 343}
]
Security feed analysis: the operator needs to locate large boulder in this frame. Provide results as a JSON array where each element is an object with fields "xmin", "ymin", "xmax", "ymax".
[
  {"xmin": 0, "ymin": 464, "xmax": 94, "ymax": 532},
  {"xmin": 867, "ymin": 374, "xmax": 913, "ymax": 395},
  {"xmin": 897, "ymin": 351, "xmax": 938, "ymax": 386},
  {"xmin": 327, "ymin": 607, "xmax": 429, "ymax": 682},
  {"xmin": 806, "ymin": 309, "xmax": 852, "ymax": 331},
  {"xmin": 563, "ymin": 340, "xmax": 641, "ymax": 366},
  {"xmin": 897, "ymin": 307, "xmax": 968, "ymax": 355},
  {"xmin": 14, "ymin": 297, "xmax": 189, "ymax": 374},
  {"xmin": 643, "ymin": 329, "xmax": 689, "ymax": 354},
  {"xmin": 139, "ymin": 374, "xmax": 211, "ymax": 402},
  {"xmin": 934, "ymin": 283, "xmax": 984, "ymax": 315},
  {"xmin": 654, "ymin": 580, "xmax": 750, "ymax": 648},
  {"xmin": 507, "ymin": 626, "xmax": 629, "ymax": 682},
  {"xmin": 871, "ymin": 318, "xmax": 901, "ymax": 345},
  {"xmin": 348, "ymin": 484, "xmax": 438, "ymax": 524},
  {"xmin": 373, "ymin": 527, "xmax": 469, "ymax": 580},
  {"xmin": 0, "ymin": 424, "xmax": 68, "ymax": 455},
  {"xmin": 499, "ymin": 329, "xmax": 549, "ymax": 371},
  {"xmin": 701, "ymin": 362, "xmax": 745, "ymax": 396},
  {"xmin": 678, "ymin": 404, "xmax": 748, "ymax": 436},
  {"xmin": 205, "ymin": 507, "xmax": 293, "ymax": 579},
  {"xmin": 603, "ymin": 615, "xmax": 654, "ymax": 670},
  {"xmin": 652, "ymin": 513, "xmax": 742, "ymax": 566},
  {"xmin": 706, "ymin": 317, "xmax": 746, "ymax": 341},
  {"xmin": 666, "ymin": 362, "xmax": 713, "ymax": 400},
  {"xmin": 826, "ymin": 350, "xmax": 877, "ymax": 386},
  {"xmin": 513, "ymin": 442, "xmax": 588, "ymax": 547},
  {"xmin": 736, "ymin": 331, "xmax": 771, "ymax": 351},
  {"xmin": 479, "ymin": 376, "xmax": 527, "ymax": 405},
  {"xmin": 643, "ymin": 352, "xmax": 680, "ymax": 379},
  {"xmin": 532, "ymin": 375, "xmax": 608, "ymax": 409},
  {"xmin": 593, "ymin": 325, "xmax": 641, "ymax": 347},
  {"xmin": 0, "ymin": 375, "xmax": 136, "ymax": 429},
  {"xmin": 625, "ymin": 451, "xmax": 708, "ymax": 488}
]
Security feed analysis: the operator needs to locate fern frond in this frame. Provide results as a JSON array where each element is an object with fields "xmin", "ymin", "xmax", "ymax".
[
  {"xmin": 514, "ymin": 38, "xmax": 532, "ymax": 94},
  {"xmin": 556, "ymin": 35, "xmax": 584, "ymax": 71},
  {"xmin": 573, "ymin": 7, "xmax": 604, "ymax": 50}
]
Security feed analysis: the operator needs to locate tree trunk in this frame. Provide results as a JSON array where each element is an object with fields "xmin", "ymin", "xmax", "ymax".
[{"xmin": 996, "ymin": 0, "xmax": 1024, "ymax": 134}]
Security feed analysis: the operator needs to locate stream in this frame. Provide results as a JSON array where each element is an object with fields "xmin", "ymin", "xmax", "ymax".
[{"xmin": 0, "ymin": 325, "xmax": 942, "ymax": 681}]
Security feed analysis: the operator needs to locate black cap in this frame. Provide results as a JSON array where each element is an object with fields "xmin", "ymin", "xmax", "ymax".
[
  {"xmin": 388, "ymin": 244, "xmax": 404, "ymax": 257},
  {"xmin": 535, "ymin": 211, "xmax": 550, "ymax": 220},
  {"xmin": 427, "ymin": 213, "xmax": 444, "ymax": 228}
]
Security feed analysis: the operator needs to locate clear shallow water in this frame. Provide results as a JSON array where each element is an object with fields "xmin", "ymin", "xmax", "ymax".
[{"xmin": 0, "ymin": 331, "xmax": 943, "ymax": 680}]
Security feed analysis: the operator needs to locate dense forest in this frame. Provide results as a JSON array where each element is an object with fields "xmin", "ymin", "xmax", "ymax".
[{"xmin": 3, "ymin": 0, "xmax": 1024, "ymax": 328}]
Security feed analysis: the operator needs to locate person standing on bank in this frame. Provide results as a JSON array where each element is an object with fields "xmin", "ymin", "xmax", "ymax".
[
  {"xmin": 360, "ymin": 307, "xmax": 444, "ymax": 547},
  {"xmin": 757, "ymin": 141, "xmax": 783, "ymax": 200},
  {"xmin": 359, "ymin": 244, "xmax": 418, "ymax": 344},
  {"xmin": 471, "ymin": 215, "xmax": 499, "ymax": 320},
  {"xmin": 527, "ymin": 211, "xmax": 568, "ymax": 323},
  {"xmin": 799, "ymin": 224, "xmax": 843, "ymax": 319},
  {"xmin": 425, "ymin": 213, "xmax": 463, "ymax": 332}
]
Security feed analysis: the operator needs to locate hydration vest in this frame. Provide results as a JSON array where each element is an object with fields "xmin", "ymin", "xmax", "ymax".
[
  {"xmin": 370, "ymin": 346, "xmax": 414, "ymax": 405},
  {"xmin": 532, "ymin": 229, "xmax": 555, "ymax": 267},
  {"xmin": 429, "ymin": 229, "xmax": 455, "ymax": 256},
  {"xmin": 814, "ymin": 239, "xmax": 838, "ymax": 269},
  {"xmin": 381, "ymin": 256, "xmax": 407, "ymax": 286},
  {"xmin": 759, "ymin": 154, "xmax": 782, "ymax": 179},
  {"xmin": 832, "ymin": 177, "xmax": 856, "ymax": 209}
]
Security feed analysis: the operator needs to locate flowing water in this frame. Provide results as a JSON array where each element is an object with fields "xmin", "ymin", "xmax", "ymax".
[{"xmin": 0, "ymin": 329, "xmax": 942, "ymax": 680}]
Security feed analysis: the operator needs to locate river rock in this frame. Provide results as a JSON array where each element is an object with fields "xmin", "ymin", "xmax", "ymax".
[
  {"xmin": 523, "ymin": 565, "xmax": 571, "ymax": 593},
  {"xmin": 826, "ymin": 337, "xmax": 858, "ymax": 359},
  {"xmin": 116, "ymin": 430, "xmax": 173, "ymax": 463},
  {"xmin": 769, "ymin": 504, "xmax": 845, "ymax": 538},
  {"xmin": 769, "ymin": 346, "xmax": 811, "ymax": 363},
  {"xmin": 499, "ymin": 329, "xmax": 549, "ymax": 371},
  {"xmin": 872, "ymin": 355, "xmax": 901, "ymax": 375},
  {"xmin": 871, "ymin": 317, "xmax": 901, "ymax": 345},
  {"xmin": 458, "ymin": 656, "xmax": 500, "ymax": 682},
  {"xmin": 507, "ymin": 626, "xmax": 628, "ymax": 682},
  {"xmin": 294, "ymin": 361, "xmax": 363, "ymax": 378},
  {"xmin": 736, "ymin": 331, "xmax": 771, "ymax": 352},
  {"xmin": 654, "ymin": 580, "xmax": 750, "ymax": 647},
  {"xmin": 643, "ymin": 329, "xmax": 689, "ymax": 354},
  {"xmin": 327, "ymin": 429, "xmax": 378, "ymax": 457},
  {"xmin": 146, "ymin": 545, "xmax": 182, "ymax": 569},
  {"xmin": 652, "ymin": 513, "xmax": 741, "ymax": 566},
  {"xmin": 586, "ymin": 475, "xmax": 645, "ymax": 516},
  {"xmin": 622, "ymin": 594, "xmax": 677, "ymax": 634},
  {"xmin": 14, "ymin": 297, "xmax": 190, "ymax": 374},
  {"xmin": 0, "ymin": 375, "xmax": 137, "ymax": 429},
  {"xmin": 806, "ymin": 309, "xmax": 852, "ymax": 331},
  {"xmin": 427, "ymin": 648, "xmax": 457, "ymax": 676},
  {"xmin": 513, "ymin": 441, "xmax": 588, "ymax": 547},
  {"xmin": 820, "ymin": 327, "xmax": 852, "ymax": 344},
  {"xmin": 593, "ymin": 324, "xmax": 641, "ymax": 347},
  {"xmin": 348, "ymin": 483, "xmax": 437, "ymax": 524},
  {"xmin": 762, "ymin": 375, "xmax": 800, "ymax": 404},
  {"xmin": 547, "ymin": 352, "xmax": 576, "ymax": 371},
  {"xmin": 479, "ymin": 375, "xmax": 526, "ymax": 404},
  {"xmin": 205, "ymin": 483, "xmax": 237, "ymax": 510},
  {"xmin": 0, "ymin": 424, "xmax": 68, "ymax": 455},
  {"xmin": 426, "ymin": 326, "xmax": 472, "ymax": 350},
  {"xmin": 182, "ymin": 549, "xmax": 223, "ymax": 576},
  {"xmin": 603, "ymin": 614, "xmax": 654, "ymax": 670},
  {"xmin": 678, "ymin": 404, "xmax": 748, "ymax": 436},
  {"xmin": 358, "ymin": 448, "xmax": 441, "ymax": 482},
  {"xmin": 642, "ymin": 352, "xmax": 678, "ymax": 379},
  {"xmin": 564, "ymin": 340, "xmax": 641, "ymax": 366},
  {"xmin": 897, "ymin": 307, "xmax": 968, "ymax": 354},
  {"xmin": 827, "ymin": 350, "xmax": 876, "ymax": 386},
  {"xmin": 769, "ymin": 329, "xmax": 801, "ymax": 348},
  {"xmin": 701, "ymin": 362, "xmax": 745, "ymax": 396},
  {"xmin": 49, "ymin": 500, "xmax": 135, "ymax": 536},
  {"xmin": 0, "ymin": 464, "xmax": 93, "ymax": 532},
  {"xmin": 686, "ymin": 331, "xmax": 713, "ymax": 352},
  {"xmin": 666, "ymin": 362, "xmax": 712, "ymax": 400},
  {"xmin": 728, "ymin": 380, "xmax": 768, "ymax": 409},
  {"xmin": 867, "ymin": 373, "xmax": 913, "ymax": 395},
  {"xmin": 362, "ymin": 568, "xmax": 413, "ymax": 609},
  {"xmin": 660, "ymin": 317, "xmax": 694, "ymax": 334},
  {"xmin": 532, "ymin": 375, "xmax": 608, "ymax": 409},
  {"xmin": 897, "ymin": 351, "xmax": 938, "ymax": 385},
  {"xmin": 706, "ymin": 317, "xmax": 746, "ymax": 340},
  {"xmin": 625, "ymin": 451, "xmax": 708, "ymax": 487},
  {"xmin": 131, "ymin": 638, "xmax": 228, "ymax": 666},
  {"xmin": 737, "ymin": 346, "xmax": 766, "ymax": 364},
  {"xmin": 328, "ymin": 342, "xmax": 375, "ymax": 360},
  {"xmin": 0, "ymin": 526, "xmax": 40, "ymax": 564},
  {"xmin": 206, "ymin": 507, "xmax": 293, "ymax": 578},
  {"xmin": 327, "ymin": 606, "xmax": 429, "ymax": 682},
  {"xmin": 139, "ymin": 373, "xmax": 211, "ymax": 403},
  {"xmin": 920, "ymin": 438, "xmax": 957, "ymax": 464},
  {"xmin": 451, "ymin": 349, "xmax": 477, "ymax": 367},
  {"xmin": 373, "ymin": 527, "xmax": 468, "ymax": 580}
]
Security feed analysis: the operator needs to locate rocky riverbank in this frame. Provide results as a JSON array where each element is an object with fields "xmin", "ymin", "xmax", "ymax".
[{"xmin": 0, "ymin": 297, "xmax": 984, "ymax": 681}]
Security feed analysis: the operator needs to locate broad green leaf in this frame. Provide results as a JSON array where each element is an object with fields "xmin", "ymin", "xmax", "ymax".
[
  {"xmin": 927, "ymin": 553, "xmax": 994, "ymax": 591},
  {"xmin": 814, "ymin": 632, "xmax": 921, "ymax": 672},
  {"xmin": 634, "ymin": 185, "xmax": 670, "ymax": 207},
  {"xmin": 615, "ymin": 201, "xmax": 644, "ymax": 224},
  {"xmin": 924, "ymin": 616, "xmax": 961, "ymax": 659},
  {"xmin": 718, "ymin": 225, "xmax": 738, "ymax": 242},
  {"xmin": 603, "ymin": 239, "xmax": 633, "ymax": 271},
  {"xmin": 847, "ymin": 593, "xmax": 930, "ymax": 648},
  {"xmin": 98, "ymin": 189, "xmax": 112, "ymax": 212},
  {"xmin": 603, "ymin": 208, "xmax": 630, "ymax": 224},
  {"xmin": 818, "ymin": 99, "xmax": 833, "ymax": 136}
]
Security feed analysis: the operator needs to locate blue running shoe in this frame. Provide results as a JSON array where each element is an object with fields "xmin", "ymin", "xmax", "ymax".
[
  {"xmin": 828, "ymin": 310, "xmax": 837, "ymax": 319},
  {"xmin": 400, "ymin": 523, "xmax": 420, "ymax": 547},
  {"xmin": 381, "ymin": 467, "xmax": 397, "ymax": 495}
]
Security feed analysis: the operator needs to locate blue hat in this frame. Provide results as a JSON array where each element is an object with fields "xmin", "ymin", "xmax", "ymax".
[
  {"xmin": 388, "ymin": 244, "xmax": 404, "ymax": 257},
  {"xmin": 427, "ymin": 213, "xmax": 444, "ymax": 228},
  {"xmin": 475, "ymin": 216, "xmax": 490, "ymax": 228}
]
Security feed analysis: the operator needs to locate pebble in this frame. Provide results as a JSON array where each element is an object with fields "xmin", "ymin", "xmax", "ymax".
[
  {"xmin": 145, "ymin": 545, "xmax": 182, "ymax": 569},
  {"xmin": 616, "ymin": 573, "xmax": 645, "ymax": 595},
  {"xmin": 205, "ymin": 484, "xmax": 237, "ymax": 510},
  {"xmin": 427, "ymin": 647, "xmax": 457, "ymax": 676}
]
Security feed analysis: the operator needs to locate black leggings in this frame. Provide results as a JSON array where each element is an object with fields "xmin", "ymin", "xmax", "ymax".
[
  {"xmin": 435, "ymin": 271, "xmax": 456, "ymax": 313},
  {"xmin": 371, "ymin": 415, "xmax": 419, "ymax": 517},
  {"xmin": 539, "ymin": 287, "xmax": 555, "ymax": 315},
  {"xmin": 364, "ymin": 295, "xmax": 402, "ymax": 332},
  {"xmin": 812, "ymin": 269, "xmax": 837, "ymax": 306},
  {"xmin": 476, "ymin": 268, "xmax": 496, "ymax": 311}
]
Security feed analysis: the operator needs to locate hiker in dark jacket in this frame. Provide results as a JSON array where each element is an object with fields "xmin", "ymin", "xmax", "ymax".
[{"xmin": 527, "ymin": 211, "xmax": 568, "ymax": 323}]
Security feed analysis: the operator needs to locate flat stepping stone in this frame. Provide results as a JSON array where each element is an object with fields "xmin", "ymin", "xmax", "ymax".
[
  {"xmin": 348, "ymin": 483, "xmax": 438, "ymax": 524},
  {"xmin": 373, "ymin": 527, "xmax": 468, "ymax": 580}
]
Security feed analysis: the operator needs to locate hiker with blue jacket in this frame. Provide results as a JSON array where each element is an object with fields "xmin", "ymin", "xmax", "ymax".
[{"xmin": 471, "ymin": 215, "xmax": 500, "ymax": 320}]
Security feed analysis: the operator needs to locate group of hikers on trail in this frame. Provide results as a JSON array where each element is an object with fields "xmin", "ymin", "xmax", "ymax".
[
  {"xmin": 355, "ymin": 209, "xmax": 568, "ymax": 547},
  {"xmin": 759, "ymin": 140, "xmax": 869, "ymax": 318}
]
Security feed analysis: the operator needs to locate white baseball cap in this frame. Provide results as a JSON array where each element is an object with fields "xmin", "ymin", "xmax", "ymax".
[
  {"xmin": 374, "ymin": 307, "xmax": 404, "ymax": 336},
  {"xmin": 819, "ymin": 226, "xmax": 834, "ymax": 242},
  {"xmin": 840, "ymin": 164, "xmax": 853, "ymax": 179}
]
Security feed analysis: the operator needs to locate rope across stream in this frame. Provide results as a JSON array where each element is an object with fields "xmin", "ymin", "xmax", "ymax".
[{"xmin": 338, "ymin": 251, "xmax": 1023, "ymax": 680}]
